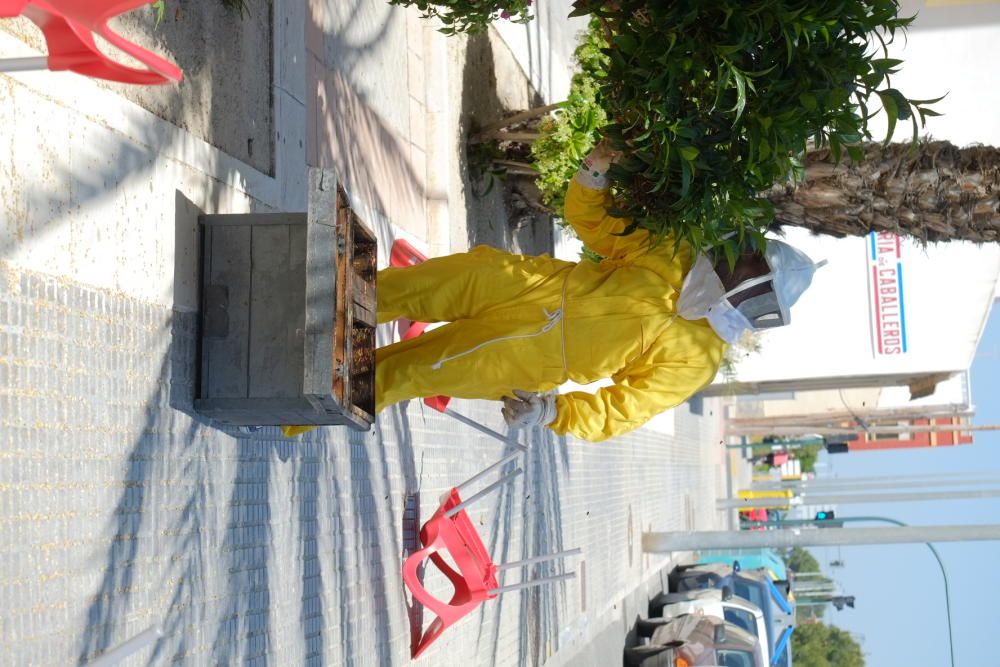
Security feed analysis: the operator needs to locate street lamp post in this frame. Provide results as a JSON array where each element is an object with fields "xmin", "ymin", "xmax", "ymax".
[{"xmin": 745, "ymin": 515, "xmax": 956, "ymax": 667}]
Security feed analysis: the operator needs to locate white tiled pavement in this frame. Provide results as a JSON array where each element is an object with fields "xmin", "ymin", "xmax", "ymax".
[{"xmin": 0, "ymin": 2, "xmax": 732, "ymax": 665}]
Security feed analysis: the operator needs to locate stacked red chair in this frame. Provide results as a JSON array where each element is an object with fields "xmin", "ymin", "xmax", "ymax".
[
  {"xmin": 401, "ymin": 487, "xmax": 501, "ymax": 658},
  {"xmin": 401, "ymin": 453, "xmax": 579, "ymax": 658},
  {"xmin": 0, "ymin": 0, "xmax": 182, "ymax": 84}
]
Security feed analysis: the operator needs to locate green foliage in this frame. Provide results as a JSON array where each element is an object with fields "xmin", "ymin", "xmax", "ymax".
[
  {"xmin": 423, "ymin": 0, "xmax": 940, "ymax": 261},
  {"xmin": 592, "ymin": 0, "xmax": 941, "ymax": 257},
  {"xmin": 796, "ymin": 443, "xmax": 823, "ymax": 473},
  {"xmin": 792, "ymin": 622, "xmax": 865, "ymax": 667},
  {"xmin": 783, "ymin": 546, "xmax": 828, "ymax": 620},
  {"xmin": 152, "ymin": 0, "xmax": 166, "ymax": 24},
  {"xmin": 798, "ymin": 603, "xmax": 825, "ymax": 622},
  {"xmin": 531, "ymin": 19, "xmax": 610, "ymax": 217},
  {"xmin": 785, "ymin": 546, "xmax": 820, "ymax": 574},
  {"xmin": 388, "ymin": 0, "xmax": 534, "ymax": 34}
]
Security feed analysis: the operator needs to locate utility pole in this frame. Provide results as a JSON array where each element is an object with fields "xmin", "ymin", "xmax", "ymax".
[
  {"xmin": 792, "ymin": 581, "xmax": 837, "ymax": 595},
  {"xmin": 753, "ymin": 472, "xmax": 1000, "ymax": 491},
  {"xmin": 727, "ymin": 403, "xmax": 971, "ymax": 423},
  {"xmin": 728, "ymin": 422, "xmax": 1000, "ymax": 437},
  {"xmin": 642, "ymin": 524, "xmax": 1000, "ymax": 552},
  {"xmin": 752, "ymin": 476, "xmax": 1000, "ymax": 493},
  {"xmin": 719, "ymin": 487, "xmax": 1000, "ymax": 511},
  {"xmin": 741, "ymin": 514, "xmax": 957, "ymax": 667}
]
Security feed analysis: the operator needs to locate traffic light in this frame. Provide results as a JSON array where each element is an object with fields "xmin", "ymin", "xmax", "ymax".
[
  {"xmin": 814, "ymin": 510, "xmax": 843, "ymax": 527},
  {"xmin": 832, "ymin": 595, "xmax": 856, "ymax": 610},
  {"xmin": 824, "ymin": 434, "xmax": 856, "ymax": 454}
]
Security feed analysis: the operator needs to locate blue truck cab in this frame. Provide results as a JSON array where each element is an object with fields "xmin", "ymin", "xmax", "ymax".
[
  {"xmin": 672, "ymin": 558, "xmax": 795, "ymax": 667},
  {"xmin": 696, "ymin": 548, "xmax": 788, "ymax": 581}
]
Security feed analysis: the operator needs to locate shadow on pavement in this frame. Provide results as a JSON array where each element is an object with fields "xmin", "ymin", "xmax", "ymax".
[
  {"xmin": 76, "ymin": 312, "xmax": 221, "ymax": 665},
  {"xmin": 310, "ymin": 2, "xmax": 426, "ymax": 240},
  {"xmin": 76, "ymin": 309, "xmax": 423, "ymax": 665},
  {"xmin": 460, "ymin": 32, "xmax": 553, "ymax": 256},
  {"xmin": 76, "ymin": 186, "xmax": 422, "ymax": 664},
  {"xmin": 110, "ymin": 0, "xmax": 275, "ymax": 173},
  {"xmin": 516, "ymin": 429, "xmax": 574, "ymax": 667}
]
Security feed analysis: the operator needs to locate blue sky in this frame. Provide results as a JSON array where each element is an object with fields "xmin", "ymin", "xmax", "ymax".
[{"xmin": 812, "ymin": 298, "xmax": 1000, "ymax": 667}]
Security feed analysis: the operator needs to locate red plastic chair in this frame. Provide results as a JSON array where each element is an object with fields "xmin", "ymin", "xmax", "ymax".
[
  {"xmin": 0, "ymin": 0, "xmax": 183, "ymax": 84},
  {"xmin": 389, "ymin": 237, "xmax": 427, "ymax": 270},
  {"xmin": 402, "ymin": 486, "xmax": 501, "ymax": 658},
  {"xmin": 401, "ymin": 454, "xmax": 579, "ymax": 658}
]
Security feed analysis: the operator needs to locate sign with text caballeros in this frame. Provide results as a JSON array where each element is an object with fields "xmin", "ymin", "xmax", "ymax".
[{"xmin": 866, "ymin": 231, "xmax": 908, "ymax": 356}]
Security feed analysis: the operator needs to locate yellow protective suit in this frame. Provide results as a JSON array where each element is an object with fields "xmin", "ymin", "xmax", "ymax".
[{"xmin": 375, "ymin": 177, "xmax": 727, "ymax": 442}]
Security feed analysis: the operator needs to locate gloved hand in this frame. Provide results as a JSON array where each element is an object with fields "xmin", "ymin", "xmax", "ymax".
[
  {"xmin": 502, "ymin": 390, "xmax": 558, "ymax": 429},
  {"xmin": 576, "ymin": 138, "xmax": 624, "ymax": 189}
]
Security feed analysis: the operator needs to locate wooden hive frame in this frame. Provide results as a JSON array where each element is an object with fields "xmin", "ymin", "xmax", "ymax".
[{"xmin": 195, "ymin": 169, "xmax": 376, "ymax": 430}]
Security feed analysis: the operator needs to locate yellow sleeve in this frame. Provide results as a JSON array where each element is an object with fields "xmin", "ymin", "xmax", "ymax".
[
  {"xmin": 564, "ymin": 177, "xmax": 649, "ymax": 260},
  {"xmin": 548, "ymin": 318, "xmax": 726, "ymax": 442}
]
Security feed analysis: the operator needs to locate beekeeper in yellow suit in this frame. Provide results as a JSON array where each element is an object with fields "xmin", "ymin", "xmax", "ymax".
[{"xmin": 375, "ymin": 140, "xmax": 825, "ymax": 442}]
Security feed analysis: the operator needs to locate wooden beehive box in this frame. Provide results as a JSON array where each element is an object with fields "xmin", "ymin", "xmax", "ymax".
[{"xmin": 194, "ymin": 169, "xmax": 376, "ymax": 430}]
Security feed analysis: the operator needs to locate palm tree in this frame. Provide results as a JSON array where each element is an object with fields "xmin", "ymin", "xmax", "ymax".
[{"xmin": 767, "ymin": 141, "xmax": 1000, "ymax": 243}]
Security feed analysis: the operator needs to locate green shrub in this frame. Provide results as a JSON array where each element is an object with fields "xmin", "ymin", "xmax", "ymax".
[
  {"xmin": 530, "ymin": 19, "xmax": 609, "ymax": 217},
  {"xmin": 589, "ymin": 0, "xmax": 940, "ymax": 258}
]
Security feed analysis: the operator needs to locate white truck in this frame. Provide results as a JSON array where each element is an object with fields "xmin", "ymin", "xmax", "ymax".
[{"xmin": 638, "ymin": 588, "xmax": 772, "ymax": 667}]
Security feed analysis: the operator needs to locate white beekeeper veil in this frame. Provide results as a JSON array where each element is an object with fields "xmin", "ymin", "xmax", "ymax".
[{"xmin": 677, "ymin": 239, "xmax": 827, "ymax": 344}]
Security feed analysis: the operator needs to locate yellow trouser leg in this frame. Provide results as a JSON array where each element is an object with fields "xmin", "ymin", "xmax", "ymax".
[
  {"xmin": 375, "ymin": 316, "xmax": 565, "ymax": 412},
  {"xmin": 283, "ymin": 247, "xmax": 569, "ymax": 435},
  {"xmin": 377, "ymin": 245, "xmax": 572, "ymax": 324}
]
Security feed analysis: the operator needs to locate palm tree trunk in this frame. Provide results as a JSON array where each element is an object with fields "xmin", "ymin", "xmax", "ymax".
[{"xmin": 767, "ymin": 141, "xmax": 1000, "ymax": 243}]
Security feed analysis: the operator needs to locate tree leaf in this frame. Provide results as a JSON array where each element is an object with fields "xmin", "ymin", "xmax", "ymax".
[
  {"xmin": 733, "ymin": 70, "xmax": 748, "ymax": 120},
  {"xmin": 615, "ymin": 33, "xmax": 638, "ymax": 55},
  {"xmin": 877, "ymin": 90, "xmax": 898, "ymax": 144},
  {"xmin": 870, "ymin": 57, "xmax": 903, "ymax": 72},
  {"xmin": 679, "ymin": 145, "xmax": 700, "ymax": 161},
  {"xmin": 680, "ymin": 160, "xmax": 693, "ymax": 197},
  {"xmin": 829, "ymin": 134, "xmax": 842, "ymax": 164}
]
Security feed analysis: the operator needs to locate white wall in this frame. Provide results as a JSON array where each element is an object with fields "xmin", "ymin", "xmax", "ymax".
[
  {"xmin": 491, "ymin": 1, "xmax": 589, "ymax": 103},
  {"xmin": 723, "ymin": 4, "xmax": 1000, "ymax": 386},
  {"xmin": 878, "ymin": 370, "xmax": 971, "ymax": 409},
  {"xmin": 871, "ymin": 0, "xmax": 1000, "ymax": 146},
  {"xmin": 728, "ymin": 229, "xmax": 1000, "ymax": 383}
]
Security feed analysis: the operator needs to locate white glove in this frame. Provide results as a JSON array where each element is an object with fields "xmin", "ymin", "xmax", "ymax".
[
  {"xmin": 575, "ymin": 139, "xmax": 623, "ymax": 189},
  {"xmin": 502, "ymin": 390, "xmax": 558, "ymax": 429}
]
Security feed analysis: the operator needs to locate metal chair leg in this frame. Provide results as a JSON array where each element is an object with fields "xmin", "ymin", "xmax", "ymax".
[
  {"xmin": 454, "ymin": 451, "xmax": 522, "ymax": 493},
  {"xmin": 443, "ymin": 407, "xmax": 528, "ymax": 452},
  {"xmin": 489, "ymin": 572, "xmax": 576, "ymax": 595},
  {"xmin": 496, "ymin": 547, "xmax": 583, "ymax": 570},
  {"xmin": 0, "ymin": 56, "xmax": 49, "ymax": 72},
  {"xmin": 445, "ymin": 468, "xmax": 523, "ymax": 518}
]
